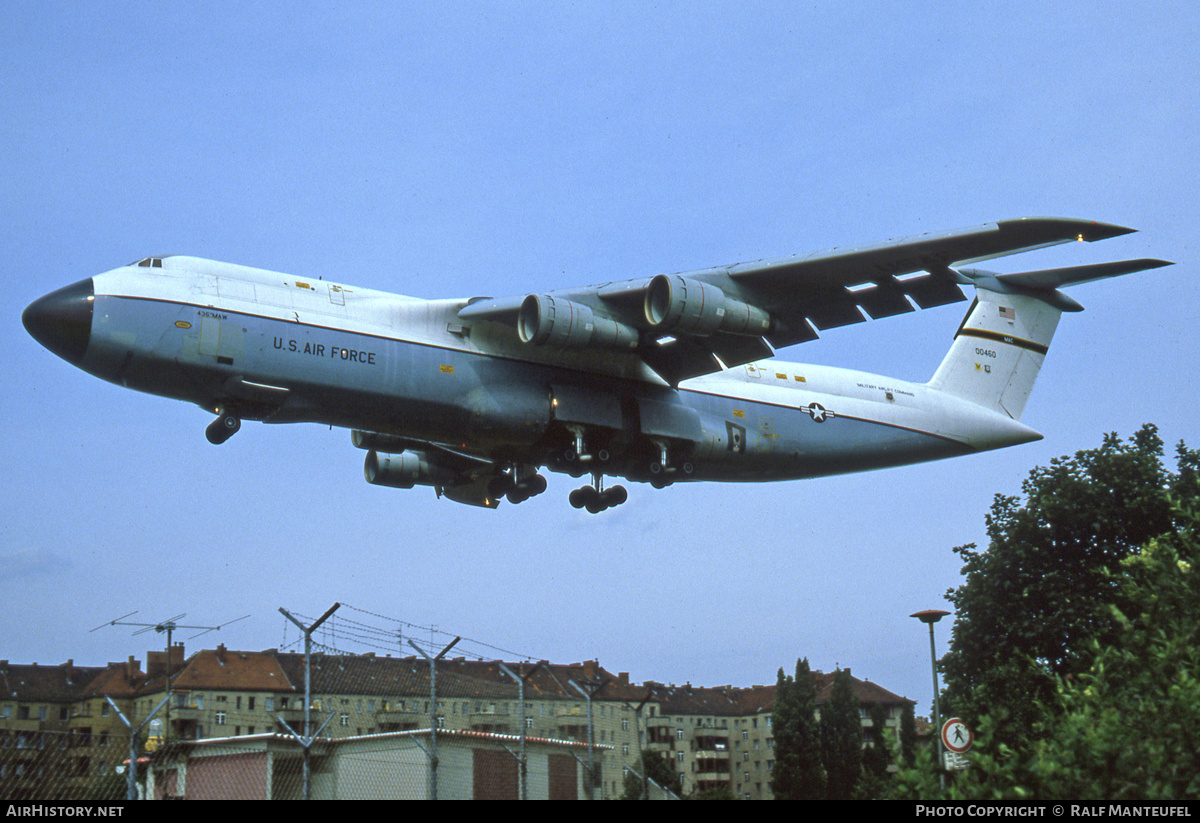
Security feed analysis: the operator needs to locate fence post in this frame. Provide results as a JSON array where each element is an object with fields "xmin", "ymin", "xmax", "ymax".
[
  {"xmin": 278, "ymin": 602, "xmax": 340, "ymax": 799},
  {"xmin": 105, "ymin": 693, "xmax": 170, "ymax": 800},
  {"xmin": 408, "ymin": 637, "xmax": 459, "ymax": 799}
]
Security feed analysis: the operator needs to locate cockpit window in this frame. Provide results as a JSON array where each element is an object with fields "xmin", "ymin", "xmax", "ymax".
[{"xmin": 135, "ymin": 257, "xmax": 164, "ymax": 267}]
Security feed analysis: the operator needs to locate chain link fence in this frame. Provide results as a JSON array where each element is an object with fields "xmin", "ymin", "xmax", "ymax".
[{"xmin": 3, "ymin": 604, "xmax": 630, "ymax": 800}]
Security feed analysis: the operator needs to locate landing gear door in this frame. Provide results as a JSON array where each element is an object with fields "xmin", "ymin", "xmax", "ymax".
[
  {"xmin": 637, "ymin": 397, "xmax": 703, "ymax": 443},
  {"xmin": 550, "ymin": 383, "xmax": 623, "ymax": 429}
]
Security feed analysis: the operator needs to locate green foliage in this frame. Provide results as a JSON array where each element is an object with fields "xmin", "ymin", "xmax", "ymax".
[
  {"xmin": 620, "ymin": 749, "xmax": 682, "ymax": 800},
  {"xmin": 690, "ymin": 783, "xmax": 737, "ymax": 800},
  {"xmin": 940, "ymin": 425, "xmax": 1197, "ymax": 747},
  {"xmin": 769, "ymin": 658, "xmax": 825, "ymax": 800},
  {"xmin": 820, "ymin": 668, "xmax": 862, "ymax": 799},
  {"xmin": 896, "ymin": 503, "xmax": 1200, "ymax": 800},
  {"xmin": 892, "ymin": 428, "xmax": 1200, "ymax": 801},
  {"xmin": 899, "ymin": 701, "xmax": 918, "ymax": 767},
  {"xmin": 862, "ymin": 702, "xmax": 892, "ymax": 778}
]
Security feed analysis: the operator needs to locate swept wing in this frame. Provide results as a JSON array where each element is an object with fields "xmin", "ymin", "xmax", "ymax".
[{"xmin": 459, "ymin": 217, "xmax": 1141, "ymax": 384}]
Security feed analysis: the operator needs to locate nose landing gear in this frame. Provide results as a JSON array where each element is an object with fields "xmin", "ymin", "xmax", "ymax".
[{"xmin": 206, "ymin": 411, "xmax": 241, "ymax": 445}]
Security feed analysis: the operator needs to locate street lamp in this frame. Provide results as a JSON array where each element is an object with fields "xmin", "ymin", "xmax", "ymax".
[{"xmin": 911, "ymin": 609, "xmax": 950, "ymax": 783}]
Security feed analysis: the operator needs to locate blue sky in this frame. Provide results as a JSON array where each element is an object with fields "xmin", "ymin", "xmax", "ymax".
[{"xmin": 3, "ymin": 2, "xmax": 1195, "ymax": 711}]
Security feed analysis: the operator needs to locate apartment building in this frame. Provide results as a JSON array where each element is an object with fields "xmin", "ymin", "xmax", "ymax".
[
  {"xmin": 2, "ymin": 645, "xmax": 913, "ymax": 800},
  {"xmin": 0, "ymin": 659, "xmax": 106, "ymax": 800},
  {"xmin": 645, "ymin": 670, "xmax": 911, "ymax": 799}
]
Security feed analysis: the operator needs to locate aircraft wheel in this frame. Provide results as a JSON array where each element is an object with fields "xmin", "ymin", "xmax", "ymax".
[
  {"xmin": 526, "ymin": 474, "xmax": 548, "ymax": 496},
  {"xmin": 605, "ymin": 485, "xmax": 628, "ymax": 506},
  {"xmin": 206, "ymin": 413, "xmax": 241, "ymax": 445},
  {"xmin": 488, "ymin": 474, "xmax": 516, "ymax": 498},
  {"xmin": 569, "ymin": 486, "xmax": 594, "ymax": 509}
]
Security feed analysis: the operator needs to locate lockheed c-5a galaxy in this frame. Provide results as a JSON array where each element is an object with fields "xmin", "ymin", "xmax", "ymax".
[{"xmin": 24, "ymin": 218, "xmax": 1169, "ymax": 512}]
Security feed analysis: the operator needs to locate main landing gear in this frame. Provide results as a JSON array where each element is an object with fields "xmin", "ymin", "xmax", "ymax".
[
  {"xmin": 205, "ymin": 411, "xmax": 241, "ymax": 445},
  {"xmin": 488, "ymin": 466, "xmax": 549, "ymax": 505},
  {"xmin": 570, "ymin": 473, "xmax": 628, "ymax": 514}
]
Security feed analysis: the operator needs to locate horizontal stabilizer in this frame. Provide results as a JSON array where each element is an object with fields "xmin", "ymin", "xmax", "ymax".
[
  {"xmin": 996, "ymin": 258, "xmax": 1173, "ymax": 290},
  {"xmin": 955, "ymin": 259, "xmax": 1172, "ymax": 312}
]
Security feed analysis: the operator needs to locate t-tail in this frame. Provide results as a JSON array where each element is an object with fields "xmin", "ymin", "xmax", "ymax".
[{"xmin": 928, "ymin": 258, "xmax": 1171, "ymax": 420}]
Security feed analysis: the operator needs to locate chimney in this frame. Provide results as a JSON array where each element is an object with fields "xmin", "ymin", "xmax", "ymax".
[
  {"xmin": 216, "ymin": 644, "xmax": 227, "ymax": 664},
  {"xmin": 147, "ymin": 651, "xmax": 166, "ymax": 679}
]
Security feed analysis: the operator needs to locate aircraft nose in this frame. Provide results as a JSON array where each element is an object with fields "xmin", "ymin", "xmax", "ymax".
[{"xmin": 23, "ymin": 278, "xmax": 94, "ymax": 365}]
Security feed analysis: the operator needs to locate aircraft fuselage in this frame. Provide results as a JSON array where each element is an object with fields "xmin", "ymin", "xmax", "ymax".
[{"xmin": 25, "ymin": 256, "xmax": 1041, "ymax": 508}]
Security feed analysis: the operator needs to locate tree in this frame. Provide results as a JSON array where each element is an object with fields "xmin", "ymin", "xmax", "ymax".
[
  {"xmin": 862, "ymin": 702, "xmax": 892, "ymax": 778},
  {"xmin": 769, "ymin": 658, "xmax": 824, "ymax": 800},
  {"xmin": 854, "ymin": 702, "xmax": 895, "ymax": 799},
  {"xmin": 893, "ymin": 500, "xmax": 1200, "ymax": 800},
  {"xmin": 939, "ymin": 425, "xmax": 1197, "ymax": 747},
  {"xmin": 620, "ymin": 749, "xmax": 682, "ymax": 800},
  {"xmin": 898, "ymin": 701, "xmax": 918, "ymax": 767},
  {"xmin": 819, "ymin": 668, "xmax": 862, "ymax": 799}
]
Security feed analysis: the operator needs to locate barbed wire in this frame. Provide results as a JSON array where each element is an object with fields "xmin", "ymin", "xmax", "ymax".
[{"xmin": 276, "ymin": 603, "xmax": 537, "ymax": 663}]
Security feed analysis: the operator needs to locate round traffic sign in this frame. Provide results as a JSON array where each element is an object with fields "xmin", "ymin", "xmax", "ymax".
[{"xmin": 941, "ymin": 717, "xmax": 973, "ymax": 754}]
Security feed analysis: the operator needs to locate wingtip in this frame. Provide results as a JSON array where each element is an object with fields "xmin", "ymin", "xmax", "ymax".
[{"xmin": 1079, "ymin": 220, "xmax": 1137, "ymax": 241}]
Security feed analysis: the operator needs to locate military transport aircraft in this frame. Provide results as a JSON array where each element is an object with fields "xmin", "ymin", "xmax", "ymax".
[{"xmin": 23, "ymin": 218, "xmax": 1169, "ymax": 512}]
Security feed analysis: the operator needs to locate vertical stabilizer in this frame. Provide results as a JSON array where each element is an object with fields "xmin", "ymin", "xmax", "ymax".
[{"xmin": 927, "ymin": 288, "xmax": 1062, "ymax": 420}]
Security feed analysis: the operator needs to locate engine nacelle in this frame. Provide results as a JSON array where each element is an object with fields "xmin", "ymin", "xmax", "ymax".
[
  {"xmin": 364, "ymin": 450, "xmax": 456, "ymax": 489},
  {"xmin": 644, "ymin": 275, "xmax": 771, "ymax": 336},
  {"xmin": 518, "ymin": 294, "xmax": 638, "ymax": 350},
  {"xmin": 351, "ymin": 429, "xmax": 408, "ymax": 452}
]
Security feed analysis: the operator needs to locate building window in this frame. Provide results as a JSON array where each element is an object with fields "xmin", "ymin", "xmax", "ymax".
[{"xmin": 215, "ymin": 712, "xmax": 226, "ymax": 725}]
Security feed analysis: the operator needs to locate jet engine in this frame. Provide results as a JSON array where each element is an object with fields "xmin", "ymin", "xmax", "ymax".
[
  {"xmin": 518, "ymin": 294, "xmax": 639, "ymax": 350},
  {"xmin": 644, "ymin": 275, "xmax": 771, "ymax": 336},
  {"xmin": 363, "ymin": 450, "xmax": 456, "ymax": 489}
]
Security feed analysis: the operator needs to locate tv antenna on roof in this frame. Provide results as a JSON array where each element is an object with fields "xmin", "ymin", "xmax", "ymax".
[{"xmin": 92, "ymin": 611, "xmax": 249, "ymax": 742}]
